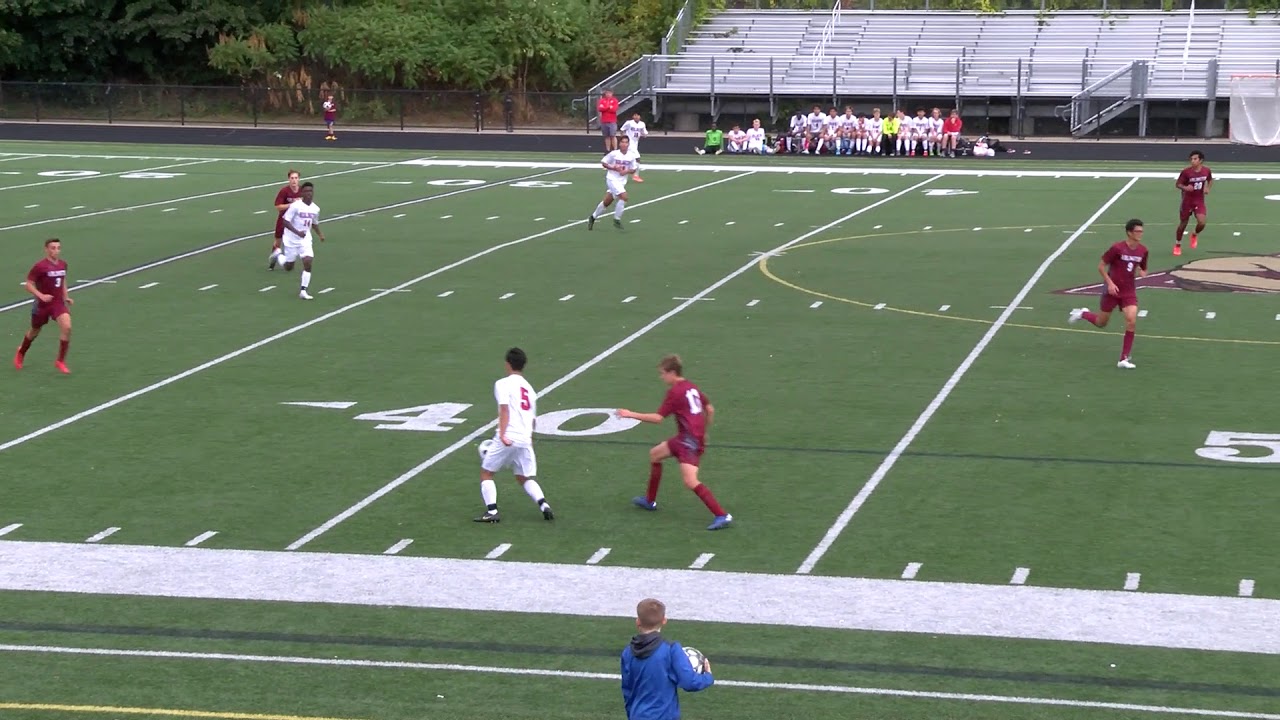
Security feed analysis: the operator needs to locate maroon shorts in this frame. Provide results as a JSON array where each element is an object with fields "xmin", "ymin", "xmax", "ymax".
[
  {"xmin": 1180, "ymin": 197, "xmax": 1206, "ymax": 221},
  {"xmin": 666, "ymin": 434, "xmax": 705, "ymax": 467},
  {"xmin": 1100, "ymin": 291, "xmax": 1138, "ymax": 313},
  {"xmin": 31, "ymin": 302, "xmax": 69, "ymax": 329}
]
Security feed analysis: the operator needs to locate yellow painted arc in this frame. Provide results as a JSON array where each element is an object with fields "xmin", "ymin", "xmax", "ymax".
[{"xmin": 0, "ymin": 703, "xmax": 361, "ymax": 720}]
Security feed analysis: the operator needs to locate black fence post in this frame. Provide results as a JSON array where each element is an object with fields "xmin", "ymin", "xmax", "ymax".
[
  {"xmin": 474, "ymin": 91, "xmax": 483, "ymax": 131},
  {"xmin": 252, "ymin": 86, "xmax": 260, "ymax": 127},
  {"xmin": 35, "ymin": 84, "xmax": 41, "ymax": 122},
  {"xmin": 106, "ymin": 84, "xmax": 113, "ymax": 125},
  {"xmin": 399, "ymin": 92, "xmax": 405, "ymax": 130},
  {"xmin": 180, "ymin": 87, "xmax": 186, "ymax": 126}
]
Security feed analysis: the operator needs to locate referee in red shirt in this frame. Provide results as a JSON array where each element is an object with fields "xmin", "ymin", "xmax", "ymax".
[{"xmin": 598, "ymin": 89, "xmax": 620, "ymax": 153}]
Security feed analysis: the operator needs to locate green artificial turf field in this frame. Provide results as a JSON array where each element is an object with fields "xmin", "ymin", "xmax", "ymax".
[{"xmin": 0, "ymin": 140, "xmax": 1277, "ymax": 720}]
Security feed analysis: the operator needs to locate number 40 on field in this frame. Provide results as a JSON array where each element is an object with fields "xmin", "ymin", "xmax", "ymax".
[{"xmin": 281, "ymin": 401, "xmax": 640, "ymax": 437}]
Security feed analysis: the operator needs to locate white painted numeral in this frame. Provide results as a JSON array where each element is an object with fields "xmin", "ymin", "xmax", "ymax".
[
  {"xmin": 536, "ymin": 408, "xmax": 641, "ymax": 437},
  {"xmin": 354, "ymin": 403, "xmax": 470, "ymax": 432},
  {"xmin": 120, "ymin": 171, "xmax": 187, "ymax": 180},
  {"xmin": 922, "ymin": 188, "xmax": 979, "ymax": 196},
  {"xmin": 1195, "ymin": 431, "xmax": 1280, "ymax": 464},
  {"xmin": 509, "ymin": 180, "xmax": 573, "ymax": 189},
  {"xmin": 830, "ymin": 187, "xmax": 889, "ymax": 195},
  {"xmin": 686, "ymin": 389, "xmax": 703, "ymax": 415},
  {"xmin": 426, "ymin": 179, "xmax": 485, "ymax": 186}
]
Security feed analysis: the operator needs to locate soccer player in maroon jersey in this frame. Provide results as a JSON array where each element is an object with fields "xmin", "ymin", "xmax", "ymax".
[
  {"xmin": 1068, "ymin": 219, "xmax": 1149, "ymax": 369},
  {"xmin": 616, "ymin": 355, "xmax": 733, "ymax": 530},
  {"xmin": 268, "ymin": 169, "xmax": 302, "ymax": 270},
  {"xmin": 1174, "ymin": 150, "xmax": 1212, "ymax": 256},
  {"xmin": 15, "ymin": 238, "xmax": 73, "ymax": 374}
]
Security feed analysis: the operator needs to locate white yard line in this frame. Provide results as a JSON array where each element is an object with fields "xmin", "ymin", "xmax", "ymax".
[
  {"xmin": 0, "ymin": 644, "xmax": 1276, "ymax": 720},
  {"xmin": 184, "ymin": 531, "xmax": 218, "ymax": 547},
  {"xmin": 0, "ymin": 171, "xmax": 749, "ymax": 454},
  {"xmin": 795, "ymin": 176, "xmax": 1141, "ymax": 576},
  {"xmin": 1, "ymin": 541, "xmax": 1278, "ymax": 657},
  {"xmin": 0, "ymin": 159, "xmax": 216, "ymax": 192},
  {"xmin": 0, "ymin": 167, "xmax": 567, "ymax": 316},
  {"xmin": 0, "ymin": 161, "xmax": 400, "ymax": 234},
  {"xmin": 0, "ymin": 151, "xmax": 390, "ymax": 164},
  {"xmin": 0, "ymin": 154, "xmax": 44, "ymax": 163},
  {"xmin": 287, "ymin": 174, "xmax": 938, "ymax": 550},
  {"xmin": 0, "ymin": 644, "xmax": 1273, "ymax": 720}
]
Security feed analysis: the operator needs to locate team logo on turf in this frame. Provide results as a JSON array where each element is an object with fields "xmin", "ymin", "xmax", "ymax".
[{"xmin": 1054, "ymin": 253, "xmax": 1280, "ymax": 295}]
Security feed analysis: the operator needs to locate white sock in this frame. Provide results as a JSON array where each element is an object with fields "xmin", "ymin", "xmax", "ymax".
[
  {"xmin": 522, "ymin": 478, "xmax": 548, "ymax": 509},
  {"xmin": 613, "ymin": 199, "xmax": 625, "ymax": 219},
  {"xmin": 480, "ymin": 479, "xmax": 498, "ymax": 511},
  {"xmin": 300, "ymin": 270, "xmax": 311, "ymax": 291},
  {"xmin": 593, "ymin": 202, "xmax": 606, "ymax": 218},
  {"xmin": 633, "ymin": 161, "xmax": 641, "ymax": 174}
]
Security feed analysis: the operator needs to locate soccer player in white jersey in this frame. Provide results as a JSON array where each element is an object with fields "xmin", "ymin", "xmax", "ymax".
[
  {"xmin": 276, "ymin": 182, "xmax": 324, "ymax": 300},
  {"xmin": 866, "ymin": 108, "xmax": 884, "ymax": 156},
  {"xmin": 788, "ymin": 110, "xmax": 806, "ymax": 153},
  {"xmin": 620, "ymin": 112, "xmax": 648, "ymax": 182},
  {"xmin": 835, "ymin": 107, "xmax": 855, "ymax": 156},
  {"xmin": 804, "ymin": 105, "xmax": 826, "ymax": 154},
  {"xmin": 908, "ymin": 109, "xmax": 927, "ymax": 156},
  {"xmin": 895, "ymin": 109, "xmax": 912, "ymax": 157},
  {"xmin": 474, "ymin": 346, "xmax": 554, "ymax": 523},
  {"xmin": 588, "ymin": 135, "xmax": 635, "ymax": 230},
  {"xmin": 745, "ymin": 119, "xmax": 768, "ymax": 154},
  {"xmin": 928, "ymin": 108, "xmax": 945, "ymax": 157},
  {"xmin": 726, "ymin": 124, "xmax": 747, "ymax": 153}
]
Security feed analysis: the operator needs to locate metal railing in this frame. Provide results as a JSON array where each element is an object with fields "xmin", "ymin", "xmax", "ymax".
[
  {"xmin": 662, "ymin": 0, "xmax": 698, "ymax": 56},
  {"xmin": 1059, "ymin": 59, "xmax": 1150, "ymax": 134},
  {"xmin": 811, "ymin": 0, "xmax": 843, "ymax": 80}
]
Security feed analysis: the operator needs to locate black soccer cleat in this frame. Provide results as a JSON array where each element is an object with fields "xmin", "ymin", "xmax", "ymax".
[
  {"xmin": 542, "ymin": 507, "xmax": 555, "ymax": 521},
  {"xmin": 613, "ymin": 218, "xmax": 623, "ymax": 229},
  {"xmin": 473, "ymin": 511, "xmax": 501, "ymax": 523},
  {"xmin": 587, "ymin": 214, "xmax": 596, "ymax": 230}
]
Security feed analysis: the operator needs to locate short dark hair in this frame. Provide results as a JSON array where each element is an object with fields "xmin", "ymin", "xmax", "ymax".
[
  {"xmin": 1125, "ymin": 218, "xmax": 1144, "ymax": 233},
  {"xmin": 506, "ymin": 347, "xmax": 527, "ymax": 371},
  {"xmin": 300, "ymin": 181, "xmax": 314, "ymax": 190},
  {"xmin": 1189, "ymin": 150, "xmax": 1205, "ymax": 161},
  {"xmin": 637, "ymin": 598, "xmax": 666, "ymax": 630},
  {"xmin": 44, "ymin": 238, "xmax": 60, "ymax": 247}
]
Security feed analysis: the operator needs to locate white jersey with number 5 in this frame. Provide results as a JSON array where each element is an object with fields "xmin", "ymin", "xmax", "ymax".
[{"xmin": 494, "ymin": 374, "xmax": 536, "ymax": 447}]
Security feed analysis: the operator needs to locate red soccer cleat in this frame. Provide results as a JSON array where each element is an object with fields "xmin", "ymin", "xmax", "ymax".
[
  {"xmin": 54, "ymin": 360, "xmax": 70, "ymax": 374},
  {"xmin": 1173, "ymin": 244, "xmax": 1182, "ymax": 257},
  {"xmin": 13, "ymin": 349, "xmax": 23, "ymax": 370},
  {"xmin": 1190, "ymin": 233, "xmax": 1198, "ymax": 249}
]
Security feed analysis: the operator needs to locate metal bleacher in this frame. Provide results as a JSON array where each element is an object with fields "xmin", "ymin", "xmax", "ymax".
[{"xmin": 616, "ymin": 7, "xmax": 1280, "ymax": 135}]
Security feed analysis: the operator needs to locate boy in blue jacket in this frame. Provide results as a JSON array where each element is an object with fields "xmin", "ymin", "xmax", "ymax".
[{"xmin": 620, "ymin": 598, "xmax": 714, "ymax": 720}]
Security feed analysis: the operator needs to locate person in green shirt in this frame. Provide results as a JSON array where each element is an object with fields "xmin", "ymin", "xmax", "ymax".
[
  {"xmin": 695, "ymin": 124, "xmax": 724, "ymax": 155},
  {"xmin": 882, "ymin": 113, "xmax": 901, "ymax": 157}
]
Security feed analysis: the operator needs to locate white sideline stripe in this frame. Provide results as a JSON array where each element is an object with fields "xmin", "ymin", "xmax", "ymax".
[
  {"xmin": 3, "ymin": 645, "xmax": 1278, "ymax": 720},
  {"xmin": 1, "ymin": 541, "xmax": 1278, "ymax": 655},
  {"xmin": 0, "ymin": 523, "xmax": 22, "ymax": 537},
  {"xmin": 0, "ymin": 166, "xmax": 564, "ymax": 316},
  {"xmin": 408, "ymin": 158, "xmax": 1280, "ymax": 182},
  {"xmin": 287, "ymin": 173, "xmax": 938, "ymax": 550},
  {"xmin": 184, "ymin": 531, "xmax": 217, "ymax": 547},
  {"xmin": 585, "ymin": 548, "xmax": 612, "ymax": 565},
  {"xmin": 901, "ymin": 562, "xmax": 922, "ymax": 580},
  {"xmin": 0, "ymin": 159, "xmax": 214, "ymax": 192},
  {"xmin": 1125, "ymin": 573, "xmax": 1142, "ymax": 591},
  {"xmin": 383, "ymin": 539, "xmax": 413, "ymax": 556},
  {"xmin": 0, "ymin": 152, "xmax": 389, "ymax": 164},
  {"xmin": 689, "ymin": 553, "xmax": 715, "ymax": 570},
  {"xmin": 484, "ymin": 543, "xmax": 512, "ymax": 560},
  {"xmin": 85, "ymin": 527, "xmax": 120, "ymax": 543},
  {"xmin": 0, "ymin": 161, "xmax": 396, "ymax": 233},
  {"xmin": 1240, "ymin": 579, "xmax": 1256, "ymax": 598},
  {"xmin": 0, "ymin": 154, "xmax": 43, "ymax": 163},
  {"xmin": 1010, "ymin": 567, "xmax": 1031, "ymax": 585},
  {"xmin": 795, "ymin": 176, "xmax": 1141, "ymax": 576}
]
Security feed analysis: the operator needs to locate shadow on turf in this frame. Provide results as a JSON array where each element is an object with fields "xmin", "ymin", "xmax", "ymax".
[{"xmin": 2, "ymin": 620, "xmax": 1277, "ymax": 700}]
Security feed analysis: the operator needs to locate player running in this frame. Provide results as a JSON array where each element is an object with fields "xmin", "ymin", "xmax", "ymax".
[
  {"xmin": 268, "ymin": 169, "xmax": 302, "ymax": 270},
  {"xmin": 588, "ymin": 135, "xmax": 636, "ymax": 230},
  {"xmin": 474, "ymin": 347, "xmax": 554, "ymax": 524},
  {"xmin": 279, "ymin": 182, "xmax": 324, "ymax": 300},
  {"xmin": 620, "ymin": 112, "xmax": 648, "ymax": 182},
  {"xmin": 617, "ymin": 354, "xmax": 732, "ymax": 531},
  {"xmin": 1174, "ymin": 150, "xmax": 1213, "ymax": 256},
  {"xmin": 15, "ymin": 238, "xmax": 73, "ymax": 374},
  {"xmin": 1068, "ymin": 218, "xmax": 1149, "ymax": 369}
]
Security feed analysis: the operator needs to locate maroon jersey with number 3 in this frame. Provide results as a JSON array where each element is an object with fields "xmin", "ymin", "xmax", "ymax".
[
  {"xmin": 27, "ymin": 258, "xmax": 68, "ymax": 304},
  {"xmin": 274, "ymin": 186, "xmax": 301, "ymax": 238},
  {"xmin": 659, "ymin": 379, "xmax": 710, "ymax": 445},
  {"xmin": 1102, "ymin": 241, "xmax": 1148, "ymax": 295}
]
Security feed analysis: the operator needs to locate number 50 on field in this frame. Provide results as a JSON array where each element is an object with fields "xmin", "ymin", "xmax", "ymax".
[{"xmin": 1196, "ymin": 431, "xmax": 1280, "ymax": 464}]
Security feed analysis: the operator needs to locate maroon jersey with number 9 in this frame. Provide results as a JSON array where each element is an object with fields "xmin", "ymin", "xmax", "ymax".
[
  {"xmin": 658, "ymin": 379, "xmax": 709, "ymax": 445},
  {"xmin": 1102, "ymin": 241, "xmax": 1148, "ymax": 294}
]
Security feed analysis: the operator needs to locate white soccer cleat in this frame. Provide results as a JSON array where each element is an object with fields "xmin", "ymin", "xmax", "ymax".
[
  {"xmin": 1068, "ymin": 308, "xmax": 1085, "ymax": 324},
  {"xmin": 1117, "ymin": 358, "xmax": 1136, "ymax": 369},
  {"xmin": 299, "ymin": 290, "xmax": 314, "ymax": 300}
]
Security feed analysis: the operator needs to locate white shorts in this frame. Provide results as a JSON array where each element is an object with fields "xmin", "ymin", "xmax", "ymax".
[
  {"xmin": 606, "ymin": 176, "xmax": 628, "ymax": 197},
  {"xmin": 747, "ymin": 139, "xmax": 764, "ymax": 153},
  {"xmin": 481, "ymin": 441, "xmax": 538, "ymax": 477},
  {"xmin": 280, "ymin": 236, "xmax": 314, "ymax": 263},
  {"xmin": 946, "ymin": 131, "xmax": 961, "ymax": 138}
]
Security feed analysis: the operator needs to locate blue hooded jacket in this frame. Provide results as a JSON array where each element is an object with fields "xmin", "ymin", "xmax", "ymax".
[{"xmin": 620, "ymin": 631, "xmax": 714, "ymax": 720}]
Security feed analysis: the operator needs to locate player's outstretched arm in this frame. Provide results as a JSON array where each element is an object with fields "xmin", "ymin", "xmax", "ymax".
[{"xmin": 616, "ymin": 409, "xmax": 664, "ymax": 424}]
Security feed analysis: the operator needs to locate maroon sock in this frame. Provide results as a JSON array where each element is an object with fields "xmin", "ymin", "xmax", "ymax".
[
  {"xmin": 58, "ymin": 340, "xmax": 69, "ymax": 362},
  {"xmin": 646, "ymin": 463, "xmax": 662, "ymax": 504},
  {"xmin": 1121, "ymin": 331, "xmax": 1134, "ymax": 359},
  {"xmin": 693, "ymin": 483, "xmax": 726, "ymax": 517},
  {"xmin": 1082, "ymin": 310, "xmax": 1102, "ymax": 327},
  {"xmin": 18, "ymin": 336, "xmax": 33, "ymax": 355}
]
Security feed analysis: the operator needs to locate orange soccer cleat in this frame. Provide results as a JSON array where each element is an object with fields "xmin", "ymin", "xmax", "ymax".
[
  {"xmin": 632, "ymin": 174, "xmax": 644, "ymax": 182},
  {"xmin": 1173, "ymin": 244, "xmax": 1182, "ymax": 257},
  {"xmin": 13, "ymin": 349, "xmax": 23, "ymax": 370},
  {"xmin": 54, "ymin": 360, "xmax": 70, "ymax": 374},
  {"xmin": 1190, "ymin": 233, "xmax": 1198, "ymax": 249}
]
